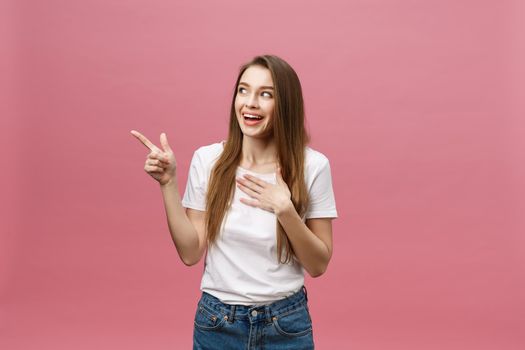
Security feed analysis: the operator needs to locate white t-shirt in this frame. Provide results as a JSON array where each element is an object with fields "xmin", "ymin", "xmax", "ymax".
[{"xmin": 181, "ymin": 141, "xmax": 338, "ymax": 305}]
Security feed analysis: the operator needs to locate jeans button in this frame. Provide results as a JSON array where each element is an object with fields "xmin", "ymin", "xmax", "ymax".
[{"xmin": 251, "ymin": 310, "xmax": 258, "ymax": 317}]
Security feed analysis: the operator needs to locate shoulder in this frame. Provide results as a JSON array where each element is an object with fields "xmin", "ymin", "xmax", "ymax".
[
  {"xmin": 191, "ymin": 140, "xmax": 225, "ymax": 168},
  {"xmin": 305, "ymin": 146, "xmax": 330, "ymax": 173},
  {"xmin": 195, "ymin": 140, "xmax": 224, "ymax": 157}
]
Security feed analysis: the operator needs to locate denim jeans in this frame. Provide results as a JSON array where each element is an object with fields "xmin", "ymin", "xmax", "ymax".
[{"xmin": 193, "ymin": 286, "xmax": 314, "ymax": 350}]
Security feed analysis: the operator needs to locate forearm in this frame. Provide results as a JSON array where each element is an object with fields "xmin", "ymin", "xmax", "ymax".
[
  {"xmin": 159, "ymin": 178, "xmax": 200, "ymax": 265},
  {"xmin": 275, "ymin": 202, "xmax": 331, "ymax": 277}
]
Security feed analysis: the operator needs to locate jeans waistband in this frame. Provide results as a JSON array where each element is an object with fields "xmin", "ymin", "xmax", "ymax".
[{"xmin": 198, "ymin": 286, "xmax": 309, "ymax": 324}]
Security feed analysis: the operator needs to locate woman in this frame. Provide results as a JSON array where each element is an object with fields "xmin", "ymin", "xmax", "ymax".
[{"xmin": 131, "ymin": 54, "xmax": 338, "ymax": 349}]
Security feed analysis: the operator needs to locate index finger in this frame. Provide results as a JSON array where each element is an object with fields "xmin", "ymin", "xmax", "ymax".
[
  {"xmin": 130, "ymin": 130, "xmax": 160, "ymax": 152},
  {"xmin": 242, "ymin": 174, "xmax": 267, "ymax": 188}
]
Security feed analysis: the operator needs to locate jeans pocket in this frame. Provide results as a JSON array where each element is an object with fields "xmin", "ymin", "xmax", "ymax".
[
  {"xmin": 193, "ymin": 303, "xmax": 227, "ymax": 331},
  {"xmin": 272, "ymin": 304, "xmax": 312, "ymax": 337}
]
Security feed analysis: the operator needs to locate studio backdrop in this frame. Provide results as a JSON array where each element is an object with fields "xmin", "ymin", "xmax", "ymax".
[{"xmin": 1, "ymin": 0, "xmax": 524, "ymax": 349}]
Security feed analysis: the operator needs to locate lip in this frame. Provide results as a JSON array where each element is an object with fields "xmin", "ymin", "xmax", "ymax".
[{"xmin": 243, "ymin": 117, "xmax": 264, "ymax": 126}]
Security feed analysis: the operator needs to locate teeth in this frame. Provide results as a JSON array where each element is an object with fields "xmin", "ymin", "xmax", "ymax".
[{"xmin": 243, "ymin": 113, "xmax": 263, "ymax": 120}]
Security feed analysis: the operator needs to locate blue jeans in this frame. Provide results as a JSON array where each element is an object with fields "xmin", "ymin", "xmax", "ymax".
[{"xmin": 193, "ymin": 286, "xmax": 314, "ymax": 350}]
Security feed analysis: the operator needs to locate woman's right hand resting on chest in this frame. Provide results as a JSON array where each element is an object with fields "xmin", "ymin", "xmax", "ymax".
[{"xmin": 130, "ymin": 130, "xmax": 177, "ymax": 186}]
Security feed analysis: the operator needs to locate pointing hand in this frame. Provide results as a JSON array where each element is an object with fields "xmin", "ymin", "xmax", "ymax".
[{"xmin": 131, "ymin": 130, "xmax": 177, "ymax": 186}]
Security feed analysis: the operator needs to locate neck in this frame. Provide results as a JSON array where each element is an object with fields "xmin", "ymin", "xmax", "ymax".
[{"xmin": 240, "ymin": 136, "xmax": 277, "ymax": 166}]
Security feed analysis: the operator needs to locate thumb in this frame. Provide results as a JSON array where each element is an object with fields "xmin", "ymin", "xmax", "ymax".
[{"xmin": 160, "ymin": 132, "xmax": 172, "ymax": 152}]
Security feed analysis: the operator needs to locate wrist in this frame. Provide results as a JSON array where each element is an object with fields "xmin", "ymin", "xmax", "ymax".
[
  {"xmin": 275, "ymin": 199, "xmax": 294, "ymax": 217},
  {"xmin": 160, "ymin": 177, "xmax": 177, "ymax": 189}
]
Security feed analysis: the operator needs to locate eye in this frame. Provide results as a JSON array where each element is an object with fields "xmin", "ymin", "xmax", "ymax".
[
  {"xmin": 261, "ymin": 91, "xmax": 273, "ymax": 98},
  {"xmin": 238, "ymin": 87, "xmax": 247, "ymax": 94}
]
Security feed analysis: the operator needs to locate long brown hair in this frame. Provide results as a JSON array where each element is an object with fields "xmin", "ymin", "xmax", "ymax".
[{"xmin": 205, "ymin": 55, "xmax": 310, "ymax": 264}]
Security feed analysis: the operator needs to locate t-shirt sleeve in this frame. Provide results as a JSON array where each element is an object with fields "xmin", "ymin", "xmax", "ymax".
[
  {"xmin": 304, "ymin": 158, "xmax": 338, "ymax": 219},
  {"xmin": 181, "ymin": 150, "xmax": 207, "ymax": 211}
]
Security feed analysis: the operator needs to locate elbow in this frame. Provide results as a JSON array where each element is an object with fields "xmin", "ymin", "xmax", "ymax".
[
  {"xmin": 307, "ymin": 264, "xmax": 328, "ymax": 278},
  {"xmin": 181, "ymin": 258, "xmax": 195, "ymax": 267},
  {"xmin": 177, "ymin": 242, "xmax": 204, "ymax": 267},
  {"xmin": 181, "ymin": 258, "xmax": 198, "ymax": 266},
  {"xmin": 306, "ymin": 255, "xmax": 331, "ymax": 278},
  {"xmin": 181, "ymin": 254, "xmax": 200, "ymax": 267},
  {"xmin": 309, "ymin": 269, "xmax": 325, "ymax": 278}
]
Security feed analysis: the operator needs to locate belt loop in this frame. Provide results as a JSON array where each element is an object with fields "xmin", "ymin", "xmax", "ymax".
[
  {"xmin": 265, "ymin": 304, "xmax": 272, "ymax": 324},
  {"xmin": 302, "ymin": 285, "xmax": 308, "ymax": 302},
  {"xmin": 228, "ymin": 304, "xmax": 236, "ymax": 323}
]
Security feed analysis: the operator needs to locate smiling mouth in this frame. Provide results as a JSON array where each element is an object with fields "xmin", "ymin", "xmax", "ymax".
[{"xmin": 243, "ymin": 113, "xmax": 264, "ymax": 120}]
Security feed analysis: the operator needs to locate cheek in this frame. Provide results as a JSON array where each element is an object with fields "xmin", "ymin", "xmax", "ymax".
[
  {"xmin": 234, "ymin": 98, "xmax": 243, "ymax": 115},
  {"xmin": 265, "ymin": 103, "xmax": 275, "ymax": 117},
  {"xmin": 260, "ymin": 99, "xmax": 273, "ymax": 110}
]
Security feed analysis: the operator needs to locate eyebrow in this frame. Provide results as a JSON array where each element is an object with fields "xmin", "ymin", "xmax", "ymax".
[{"xmin": 238, "ymin": 82, "xmax": 274, "ymax": 90}]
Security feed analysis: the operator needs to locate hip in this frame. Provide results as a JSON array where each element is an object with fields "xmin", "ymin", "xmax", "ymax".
[{"xmin": 193, "ymin": 285, "xmax": 314, "ymax": 350}]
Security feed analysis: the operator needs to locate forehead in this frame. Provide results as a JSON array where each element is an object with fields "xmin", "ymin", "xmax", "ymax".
[{"xmin": 239, "ymin": 65, "xmax": 273, "ymax": 87}]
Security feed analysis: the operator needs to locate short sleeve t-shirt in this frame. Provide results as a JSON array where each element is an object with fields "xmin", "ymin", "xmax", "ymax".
[{"xmin": 181, "ymin": 141, "xmax": 338, "ymax": 305}]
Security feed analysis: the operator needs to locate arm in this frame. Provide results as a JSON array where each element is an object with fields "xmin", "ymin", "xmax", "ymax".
[
  {"xmin": 130, "ymin": 130, "xmax": 206, "ymax": 266},
  {"xmin": 236, "ymin": 161, "xmax": 337, "ymax": 278},
  {"xmin": 160, "ymin": 179, "xmax": 207, "ymax": 266},
  {"xmin": 276, "ymin": 203, "xmax": 334, "ymax": 277}
]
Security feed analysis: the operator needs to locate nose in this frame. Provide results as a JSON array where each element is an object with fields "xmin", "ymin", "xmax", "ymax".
[{"xmin": 246, "ymin": 92, "xmax": 259, "ymax": 109}]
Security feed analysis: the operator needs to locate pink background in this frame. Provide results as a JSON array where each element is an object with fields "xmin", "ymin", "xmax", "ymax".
[{"xmin": 2, "ymin": 0, "xmax": 524, "ymax": 349}]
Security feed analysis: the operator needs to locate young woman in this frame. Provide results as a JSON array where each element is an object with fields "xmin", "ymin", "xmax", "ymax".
[{"xmin": 131, "ymin": 54, "xmax": 338, "ymax": 349}]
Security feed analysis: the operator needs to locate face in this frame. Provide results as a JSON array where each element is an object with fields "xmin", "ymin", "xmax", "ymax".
[{"xmin": 234, "ymin": 65, "xmax": 275, "ymax": 139}]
